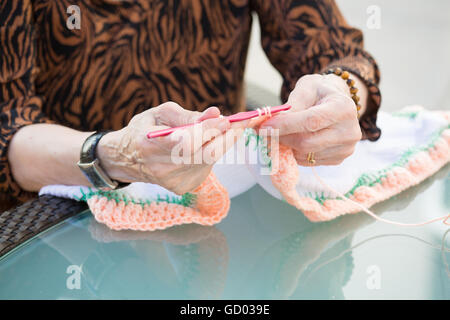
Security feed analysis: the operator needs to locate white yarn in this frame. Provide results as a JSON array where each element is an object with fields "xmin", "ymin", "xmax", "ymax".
[{"xmin": 40, "ymin": 108, "xmax": 449, "ymax": 208}]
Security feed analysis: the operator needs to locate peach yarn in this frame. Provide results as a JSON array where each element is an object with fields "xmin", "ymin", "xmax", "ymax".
[
  {"xmin": 88, "ymin": 172, "xmax": 230, "ymax": 231},
  {"xmin": 269, "ymin": 110, "xmax": 450, "ymax": 224},
  {"xmin": 87, "ymin": 110, "xmax": 450, "ymax": 231}
]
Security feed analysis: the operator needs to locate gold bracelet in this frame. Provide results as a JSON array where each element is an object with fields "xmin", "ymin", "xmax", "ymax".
[{"xmin": 323, "ymin": 68, "xmax": 362, "ymax": 119}]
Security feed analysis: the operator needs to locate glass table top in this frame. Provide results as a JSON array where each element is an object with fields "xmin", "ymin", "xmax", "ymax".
[{"xmin": 0, "ymin": 164, "xmax": 449, "ymax": 300}]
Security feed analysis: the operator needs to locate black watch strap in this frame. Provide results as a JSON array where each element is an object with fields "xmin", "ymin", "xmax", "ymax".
[
  {"xmin": 80, "ymin": 131, "xmax": 110, "ymax": 163},
  {"xmin": 78, "ymin": 132, "xmax": 129, "ymax": 190}
]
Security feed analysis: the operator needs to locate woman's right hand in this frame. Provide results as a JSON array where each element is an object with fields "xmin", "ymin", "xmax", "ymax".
[{"xmin": 97, "ymin": 102, "xmax": 241, "ymax": 194}]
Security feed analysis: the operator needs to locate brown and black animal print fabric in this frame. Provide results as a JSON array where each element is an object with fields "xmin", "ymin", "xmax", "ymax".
[{"xmin": 1, "ymin": 0, "xmax": 381, "ymax": 204}]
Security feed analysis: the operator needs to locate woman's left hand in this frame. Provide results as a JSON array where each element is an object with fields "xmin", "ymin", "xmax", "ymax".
[{"xmin": 260, "ymin": 74, "xmax": 363, "ymax": 166}]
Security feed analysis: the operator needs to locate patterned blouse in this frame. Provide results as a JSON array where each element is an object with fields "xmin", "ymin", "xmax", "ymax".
[{"xmin": 0, "ymin": 0, "xmax": 381, "ymax": 206}]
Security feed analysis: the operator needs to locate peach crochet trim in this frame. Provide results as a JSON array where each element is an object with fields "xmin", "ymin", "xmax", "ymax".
[
  {"xmin": 272, "ymin": 112, "xmax": 450, "ymax": 222},
  {"xmin": 87, "ymin": 114, "xmax": 272, "ymax": 232},
  {"xmin": 88, "ymin": 172, "xmax": 230, "ymax": 231},
  {"xmin": 87, "ymin": 111, "xmax": 449, "ymax": 230}
]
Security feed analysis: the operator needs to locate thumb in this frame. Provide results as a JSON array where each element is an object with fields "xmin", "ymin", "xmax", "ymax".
[
  {"xmin": 155, "ymin": 102, "xmax": 221, "ymax": 127},
  {"xmin": 287, "ymin": 75, "xmax": 320, "ymax": 111},
  {"xmin": 196, "ymin": 106, "xmax": 221, "ymax": 122}
]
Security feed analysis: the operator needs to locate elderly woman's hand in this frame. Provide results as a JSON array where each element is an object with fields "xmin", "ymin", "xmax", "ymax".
[
  {"xmin": 97, "ymin": 102, "xmax": 239, "ymax": 194},
  {"xmin": 260, "ymin": 74, "xmax": 363, "ymax": 166}
]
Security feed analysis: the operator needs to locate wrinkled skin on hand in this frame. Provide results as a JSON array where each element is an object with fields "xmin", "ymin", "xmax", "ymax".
[
  {"xmin": 98, "ymin": 102, "xmax": 247, "ymax": 194},
  {"xmin": 260, "ymin": 74, "xmax": 363, "ymax": 166}
]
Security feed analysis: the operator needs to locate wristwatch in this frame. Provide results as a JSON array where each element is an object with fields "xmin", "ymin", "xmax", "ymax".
[{"xmin": 77, "ymin": 131, "xmax": 125, "ymax": 190}]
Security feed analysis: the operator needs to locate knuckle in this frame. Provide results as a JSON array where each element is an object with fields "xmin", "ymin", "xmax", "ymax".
[
  {"xmin": 340, "ymin": 124, "xmax": 362, "ymax": 145},
  {"xmin": 303, "ymin": 74, "xmax": 322, "ymax": 82},
  {"xmin": 342, "ymin": 98, "xmax": 358, "ymax": 117},
  {"xmin": 336, "ymin": 147, "xmax": 355, "ymax": 162},
  {"xmin": 296, "ymin": 74, "xmax": 321, "ymax": 87},
  {"xmin": 294, "ymin": 139, "xmax": 311, "ymax": 155},
  {"xmin": 279, "ymin": 121, "xmax": 293, "ymax": 135},
  {"xmin": 305, "ymin": 112, "xmax": 323, "ymax": 132},
  {"xmin": 329, "ymin": 94, "xmax": 355, "ymax": 115},
  {"xmin": 333, "ymin": 93, "xmax": 351, "ymax": 104},
  {"xmin": 342, "ymin": 147, "xmax": 355, "ymax": 159},
  {"xmin": 129, "ymin": 114, "xmax": 141, "ymax": 124},
  {"xmin": 130, "ymin": 110, "xmax": 151, "ymax": 124},
  {"xmin": 342, "ymin": 134, "xmax": 359, "ymax": 147},
  {"xmin": 159, "ymin": 101, "xmax": 182, "ymax": 113},
  {"xmin": 348, "ymin": 124, "xmax": 362, "ymax": 141}
]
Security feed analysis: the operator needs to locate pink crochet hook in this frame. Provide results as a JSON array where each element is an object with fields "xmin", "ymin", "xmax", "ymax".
[{"xmin": 146, "ymin": 104, "xmax": 291, "ymax": 139}]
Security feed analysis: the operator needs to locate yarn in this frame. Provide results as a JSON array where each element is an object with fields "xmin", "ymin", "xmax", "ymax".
[
  {"xmin": 89, "ymin": 172, "xmax": 230, "ymax": 231},
  {"xmin": 259, "ymin": 107, "xmax": 450, "ymax": 227},
  {"xmin": 310, "ymin": 167, "xmax": 450, "ymax": 227},
  {"xmin": 40, "ymin": 107, "xmax": 450, "ymax": 231}
]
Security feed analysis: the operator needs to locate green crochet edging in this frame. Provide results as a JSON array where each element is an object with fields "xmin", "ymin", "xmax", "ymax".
[
  {"xmin": 342, "ymin": 125, "xmax": 448, "ymax": 199},
  {"xmin": 246, "ymin": 110, "xmax": 448, "ymax": 203},
  {"xmin": 245, "ymin": 128, "xmax": 272, "ymax": 169},
  {"xmin": 244, "ymin": 111, "xmax": 423, "ymax": 175},
  {"xmin": 74, "ymin": 111, "xmax": 447, "ymax": 208},
  {"xmin": 74, "ymin": 187, "xmax": 197, "ymax": 208},
  {"xmin": 391, "ymin": 109, "xmax": 420, "ymax": 119}
]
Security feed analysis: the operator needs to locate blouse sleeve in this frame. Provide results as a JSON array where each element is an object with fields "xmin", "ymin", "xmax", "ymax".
[
  {"xmin": 1, "ymin": 0, "xmax": 53, "ymax": 202},
  {"xmin": 251, "ymin": 0, "xmax": 382, "ymax": 141}
]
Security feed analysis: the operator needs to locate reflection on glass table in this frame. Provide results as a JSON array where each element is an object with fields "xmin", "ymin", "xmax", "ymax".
[{"xmin": 0, "ymin": 164, "xmax": 448, "ymax": 300}]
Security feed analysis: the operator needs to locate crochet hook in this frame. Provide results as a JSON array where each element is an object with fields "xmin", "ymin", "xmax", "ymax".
[{"xmin": 146, "ymin": 104, "xmax": 291, "ymax": 139}]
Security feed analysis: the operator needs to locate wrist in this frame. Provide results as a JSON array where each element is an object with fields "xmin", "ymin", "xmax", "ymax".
[
  {"xmin": 324, "ymin": 73, "xmax": 353, "ymax": 99},
  {"xmin": 96, "ymin": 130, "xmax": 133, "ymax": 183},
  {"xmin": 322, "ymin": 68, "xmax": 367, "ymax": 118}
]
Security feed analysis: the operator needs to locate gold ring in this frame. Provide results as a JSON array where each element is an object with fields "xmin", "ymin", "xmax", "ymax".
[{"xmin": 307, "ymin": 152, "xmax": 316, "ymax": 165}]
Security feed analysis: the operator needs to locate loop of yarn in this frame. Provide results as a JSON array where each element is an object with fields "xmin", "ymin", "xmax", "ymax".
[{"xmin": 88, "ymin": 108, "xmax": 450, "ymax": 231}]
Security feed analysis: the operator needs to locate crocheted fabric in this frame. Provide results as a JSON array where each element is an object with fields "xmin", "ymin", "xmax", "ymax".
[{"xmin": 40, "ymin": 106, "xmax": 450, "ymax": 231}]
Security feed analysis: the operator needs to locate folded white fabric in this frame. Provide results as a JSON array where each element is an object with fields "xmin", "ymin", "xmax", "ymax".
[{"xmin": 40, "ymin": 106, "xmax": 450, "ymax": 230}]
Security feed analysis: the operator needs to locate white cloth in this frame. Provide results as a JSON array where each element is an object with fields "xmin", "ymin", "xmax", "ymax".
[{"xmin": 40, "ymin": 107, "xmax": 449, "ymax": 205}]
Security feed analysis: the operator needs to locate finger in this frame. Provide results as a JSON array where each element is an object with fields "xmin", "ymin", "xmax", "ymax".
[
  {"xmin": 287, "ymin": 74, "xmax": 321, "ymax": 111},
  {"xmin": 148, "ymin": 114, "xmax": 230, "ymax": 153},
  {"xmin": 293, "ymin": 145, "xmax": 356, "ymax": 166},
  {"xmin": 260, "ymin": 95, "xmax": 352, "ymax": 136},
  {"xmin": 229, "ymin": 118, "xmax": 250, "ymax": 130},
  {"xmin": 201, "ymin": 125, "xmax": 246, "ymax": 165},
  {"xmin": 155, "ymin": 102, "xmax": 221, "ymax": 127},
  {"xmin": 278, "ymin": 127, "xmax": 343, "ymax": 152},
  {"xmin": 170, "ymin": 117, "xmax": 231, "ymax": 156},
  {"xmin": 193, "ymin": 119, "xmax": 248, "ymax": 162},
  {"xmin": 197, "ymin": 106, "xmax": 221, "ymax": 122},
  {"xmin": 280, "ymin": 126, "xmax": 359, "ymax": 160},
  {"xmin": 170, "ymin": 123, "xmax": 241, "ymax": 168}
]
